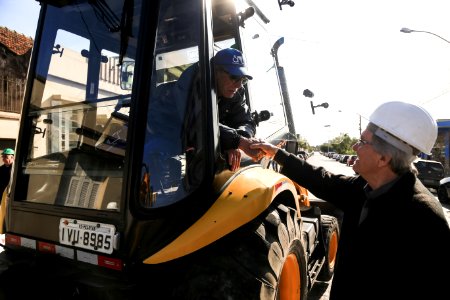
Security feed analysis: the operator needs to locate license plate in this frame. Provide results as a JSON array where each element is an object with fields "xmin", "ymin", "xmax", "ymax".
[{"xmin": 59, "ymin": 218, "xmax": 116, "ymax": 254}]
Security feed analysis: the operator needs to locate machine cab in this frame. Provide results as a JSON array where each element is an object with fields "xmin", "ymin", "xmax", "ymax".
[{"xmin": 6, "ymin": 0, "xmax": 296, "ymax": 261}]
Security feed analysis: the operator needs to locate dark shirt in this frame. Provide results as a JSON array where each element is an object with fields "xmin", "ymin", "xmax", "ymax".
[
  {"xmin": 274, "ymin": 149, "xmax": 450, "ymax": 300},
  {"xmin": 177, "ymin": 62, "xmax": 256, "ymax": 151},
  {"xmin": 218, "ymin": 89, "xmax": 256, "ymax": 151},
  {"xmin": 0, "ymin": 164, "xmax": 12, "ymax": 198}
]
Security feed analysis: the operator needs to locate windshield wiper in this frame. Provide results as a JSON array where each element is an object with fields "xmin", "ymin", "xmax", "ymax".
[{"xmin": 90, "ymin": 0, "xmax": 121, "ymax": 32}]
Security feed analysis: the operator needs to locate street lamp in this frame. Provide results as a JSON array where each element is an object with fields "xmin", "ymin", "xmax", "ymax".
[
  {"xmin": 310, "ymin": 101, "xmax": 329, "ymax": 115},
  {"xmin": 400, "ymin": 27, "xmax": 449, "ymax": 174},
  {"xmin": 400, "ymin": 27, "xmax": 450, "ymax": 44},
  {"xmin": 303, "ymin": 89, "xmax": 329, "ymax": 115}
]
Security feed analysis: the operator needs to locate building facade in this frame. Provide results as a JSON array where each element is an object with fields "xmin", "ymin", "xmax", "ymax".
[{"xmin": 0, "ymin": 26, "xmax": 33, "ymax": 151}]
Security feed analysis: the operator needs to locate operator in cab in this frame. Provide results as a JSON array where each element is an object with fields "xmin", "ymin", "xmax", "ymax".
[
  {"xmin": 179, "ymin": 48, "xmax": 261, "ymax": 171},
  {"xmin": 212, "ymin": 48, "xmax": 260, "ymax": 171}
]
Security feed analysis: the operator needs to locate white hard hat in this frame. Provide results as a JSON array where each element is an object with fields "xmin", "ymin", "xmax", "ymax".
[{"xmin": 369, "ymin": 101, "xmax": 437, "ymax": 155}]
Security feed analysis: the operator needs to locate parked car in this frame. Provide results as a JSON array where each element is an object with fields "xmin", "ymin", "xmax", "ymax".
[
  {"xmin": 347, "ymin": 155, "xmax": 357, "ymax": 166},
  {"xmin": 298, "ymin": 150, "xmax": 308, "ymax": 160},
  {"xmin": 438, "ymin": 177, "xmax": 450, "ymax": 203},
  {"xmin": 413, "ymin": 158, "xmax": 445, "ymax": 191},
  {"xmin": 339, "ymin": 155, "xmax": 348, "ymax": 164}
]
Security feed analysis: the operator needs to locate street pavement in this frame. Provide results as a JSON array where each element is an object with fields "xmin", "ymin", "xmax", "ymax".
[{"xmin": 306, "ymin": 152, "xmax": 450, "ymax": 300}]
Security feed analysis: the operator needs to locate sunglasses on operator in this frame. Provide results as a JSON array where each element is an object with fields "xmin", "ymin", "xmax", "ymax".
[{"xmin": 222, "ymin": 70, "xmax": 248, "ymax": 85}]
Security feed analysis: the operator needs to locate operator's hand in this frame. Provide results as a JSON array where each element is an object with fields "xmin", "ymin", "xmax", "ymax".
[
  {"xmin": 225, "ymin": 148, "xmax": 242, "ymax": 171},
  {"xmin": 249, "ymin": 141, "xmax": 280, "ymax": 159},
  {"xmin": 238, "ymin": 137, "xmax": 265, "ymax": 162}
]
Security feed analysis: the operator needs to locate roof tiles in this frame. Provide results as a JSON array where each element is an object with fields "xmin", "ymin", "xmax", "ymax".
[{"xmin": 0, "ymin": 26, "xmax": 33, "ymax": 56}]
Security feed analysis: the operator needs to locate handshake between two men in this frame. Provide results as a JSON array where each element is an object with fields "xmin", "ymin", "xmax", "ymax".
[{"xmin": 225, "ymin": 137, "xmax": 285, "ymax": 171}]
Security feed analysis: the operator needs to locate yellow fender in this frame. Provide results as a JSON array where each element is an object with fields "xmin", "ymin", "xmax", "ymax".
[
  {"xmin": 0, "ymin": 188, "xmax": 8, "ymax": 234},
  {"xmin": 144, "ymin": 166, "xmax": 299, "ymax": 264}
]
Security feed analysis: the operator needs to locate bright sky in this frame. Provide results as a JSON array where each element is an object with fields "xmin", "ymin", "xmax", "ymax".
[
  {"xmin": 277, "ymin": 0, "xmax": 450, "ymax": 145},
  {"xmin": 0, "ymin": 0, "xmax": 40, "ymax": 38},
  {"xmin": 1, "ymin": 0, "xmax": 449, "ymax": 145}
]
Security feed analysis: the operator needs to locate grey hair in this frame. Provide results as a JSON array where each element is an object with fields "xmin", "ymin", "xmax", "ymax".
[{"xmin": 366, "ymin": 123, "xmax": 419, "ymax": 175}]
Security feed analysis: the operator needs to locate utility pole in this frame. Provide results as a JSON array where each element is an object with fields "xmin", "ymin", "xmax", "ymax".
[
  {"xmin": 359, "ymin": 115, "xmax": 362, "ymax": 136},
  {"xmin": 324, "ymin": 124, "xmax": 331, "ymax": 153}
]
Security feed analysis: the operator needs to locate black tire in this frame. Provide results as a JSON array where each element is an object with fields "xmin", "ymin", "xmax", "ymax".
[
  {"xmin": 317, "ymin": 214, "xmax": 339, "ymax": 281},
  {"xmin": 172, "ymin": 203, "xmax": 308, "ymax": 300},
  {"xmin": 438, "ymin": 185, "xmax": 449, "ymax": 203}
]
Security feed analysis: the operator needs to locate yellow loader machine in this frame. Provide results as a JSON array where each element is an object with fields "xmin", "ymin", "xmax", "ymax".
[{"xmin": 0, "ymin": 0, "xmax": 339, "ymax": 298}]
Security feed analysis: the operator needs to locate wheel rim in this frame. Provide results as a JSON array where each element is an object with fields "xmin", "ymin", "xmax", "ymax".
[
  {"xmin": 328, "ymin": 231, "xmax": 338, "ymax": 268},
  {"xmin": 279, "ymin": 253, "xmax": 301, "ymax": 300}
]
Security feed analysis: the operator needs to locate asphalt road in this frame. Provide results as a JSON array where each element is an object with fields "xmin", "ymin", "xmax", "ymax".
[{"xmin": 305, "ymin": 152, "xmax": 450, "ymax": 300}]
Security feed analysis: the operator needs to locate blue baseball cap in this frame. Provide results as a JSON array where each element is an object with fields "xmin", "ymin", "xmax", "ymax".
[{"xmin": 213, "ymin": 48, "xmax": 253, "ymax": 80}]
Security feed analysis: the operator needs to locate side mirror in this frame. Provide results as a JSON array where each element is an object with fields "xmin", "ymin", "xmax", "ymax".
[
  {"xmin": 252, "ymin": 110, "xmax": 272, "ymax": 126},
  {"xmin": 120, "ymin": 61, "xmax": 135, "ymax": 90},
  {"xmin": 259, "ymin": 110, "xmax": 271, "ymax": 122},
  {"xmin": 238, "ymin": 7, "xmax": 255, "ymax": 28}
]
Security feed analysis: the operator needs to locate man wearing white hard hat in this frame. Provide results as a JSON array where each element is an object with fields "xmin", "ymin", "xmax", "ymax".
[{"xmin": 250, "ymin": 101, "xmax": 450, "ymax": 299}]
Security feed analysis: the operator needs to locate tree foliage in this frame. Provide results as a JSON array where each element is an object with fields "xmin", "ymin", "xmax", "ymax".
[
  {"xmin": 299, "ymin": 132, "xmax": 359, "ymax": 155},
  {"xmin": 296, "ymin": 135, "xmax": 314, "ymax": 152},
  {"xmin": 319, "ymin": 133, "xmax": 358, "ymax": 154}
]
